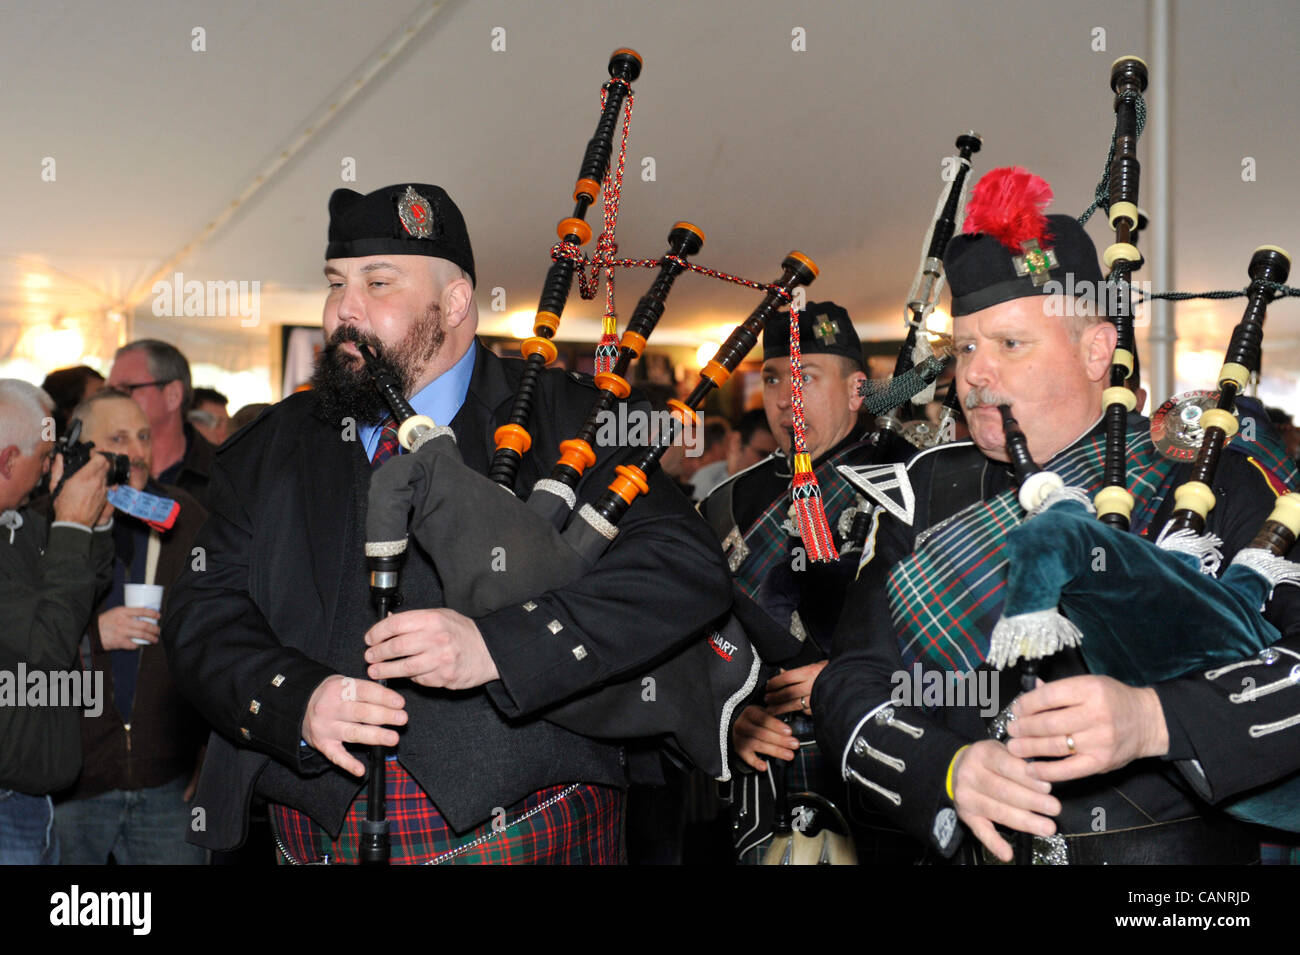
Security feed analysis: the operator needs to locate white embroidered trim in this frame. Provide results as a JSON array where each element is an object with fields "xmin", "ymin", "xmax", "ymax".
[
  {"xmin": 988, "ymin": 608, "xmax": 1084, "ymax": 669},
  {"xmin": 1155, "ymin": 526, "xmax": 1225, "ymax": 576},
  {"xmin": 839, "ymin": 700, "xmax": 894, "ymax": 782},
  {"xmin": 1032, "ymin": 485, "xmax": 1095, "ymax": 517},
  {"xmin": 1230, "ymin": 548, "xmax": 1300, "ymax": 601},
  {"xmin": 425, "ymin": 784, "xmax": 581, "ymax": 865},
  {"xmin": 532, "ymin": 479, "xmax": 577, "ymax": 511},
  {"xmin": 837, "ymin": 462, "xmax": 916, "ymax": 526},
  {"xmin": 408, "ymin": 424, "xmax": 455, "ymax": 453},
  {"xmin": 846, "ymin": 768, "xmax": 901, "ymax": 806},
  {"xmin": 576, "ymin": 502, "xmax": 618, "ymax": 542},
  {"xmin": 1249, "ymin": 713, "xmax": 1300, "ymax": 737},
  {"xmin": 1229, "ymin": 664, "xmax": 1300, "ymax": 703},
  {"xmin": 716, "ymin": 646, "xmax": 763, "ymax": 783}
]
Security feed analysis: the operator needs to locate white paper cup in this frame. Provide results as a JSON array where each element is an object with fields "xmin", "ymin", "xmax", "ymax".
[{"xmin": 123, "ymin": 583, "xmax": 164, "ymax": 646}]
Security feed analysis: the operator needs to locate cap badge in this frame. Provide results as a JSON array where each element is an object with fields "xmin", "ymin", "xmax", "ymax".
[
  {"xmin": 397, "ymin": 186, "xmax": 435, "ymax": 238},
  {"xmin": 1013, "ymin": 239, "xmax": 1058, "ymax": 287},
  {"xmin": 814, "ymin": 316, "xmax": 839, "ymax": 345}
]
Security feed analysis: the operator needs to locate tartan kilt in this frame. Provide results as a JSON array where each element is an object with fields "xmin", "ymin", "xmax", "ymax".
[{"xmin": 269, "ymin": 760, "xmax": 624, "ymax": 865}]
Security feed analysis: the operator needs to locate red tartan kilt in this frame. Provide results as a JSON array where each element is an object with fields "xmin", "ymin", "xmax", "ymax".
[{"xmin": 269, "ymin": 761, "xmax": 624, "ymax": 864}]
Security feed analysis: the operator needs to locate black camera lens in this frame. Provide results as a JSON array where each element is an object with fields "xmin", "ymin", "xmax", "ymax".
[{"xmin": 99, "ymin": 452, "xmax": 132, "ymax": 486}]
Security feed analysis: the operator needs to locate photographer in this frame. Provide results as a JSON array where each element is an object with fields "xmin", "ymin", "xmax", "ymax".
[{"xmin": 0, "ymin": 379, "xmax": 114, "ymax": 864}]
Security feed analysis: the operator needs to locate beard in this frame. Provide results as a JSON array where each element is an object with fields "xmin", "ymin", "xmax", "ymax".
[{"xmin": 310, "ymin": 302, "xmax": 445, "ymax": 424}]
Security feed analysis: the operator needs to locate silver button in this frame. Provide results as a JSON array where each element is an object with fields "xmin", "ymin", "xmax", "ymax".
[
  {"xmin": 271, "ymin": 674, "xmax": 286, "ymax": 687},
  {"xmin": 572, "ymin": 645, "xmax": 588, "ymax": 660},
  {"xmin": 239, "ymin": 727, "xmax": 251, "ymax": 740},
  {"xmin": 249, "ymin": 700, "xmax": 261, "ymax": 715},
  {"xmin": 1260, "ymin": 648, "xmax": 1280, "ymax": 665},
  {"xmin": 523, "ymin": 601, "xmax": 538, "ymax": 612},
  {"xmin": 853, "ymin": 737, "xmax": 868, "ymax": 755},
  {"xmin": 547, "ymin": 620, "xmax": 563, "ymax": 634}
]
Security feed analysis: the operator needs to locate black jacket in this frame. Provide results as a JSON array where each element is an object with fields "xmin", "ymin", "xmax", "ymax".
[
  {"xmin": 815, "ymin": 418, "xmax": 1300, "ymax": 858},
  {"xmin": 164, "ymin": 342, "xmax": 731, "ymax": 850},
  {"xmin": 0, "ymin": 510, "xmax": 114, "ymax": 794},
  {"xmin": 61, "ymin": 483, "xmax": 208, "ymax": 800}
]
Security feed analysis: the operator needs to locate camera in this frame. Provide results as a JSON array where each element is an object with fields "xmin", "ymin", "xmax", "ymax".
[{"xmin": 57, "ymin": 418, "xmax": 131, "ymax": 487}]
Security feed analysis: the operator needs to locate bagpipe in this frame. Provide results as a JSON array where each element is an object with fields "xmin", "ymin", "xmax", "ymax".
[
  {"xmin": 839, "ymin": 132, "xmax": 982, "ymax": 553},
  {"xmin": 861, "ymin": 132, "xmax": 982, "ymax": 450},
  {"xmin": 359, "ymin": 50, "xmax": 832, "ymax": 807},
  {"xmin": 986, "ymin": 56, "xmax": 1300, "ymax": 834}
]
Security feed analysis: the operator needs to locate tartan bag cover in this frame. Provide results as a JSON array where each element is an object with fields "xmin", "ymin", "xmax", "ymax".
[{"xmin": 885, "ymin": 418, "xmax": 1298, "ymax": 674}]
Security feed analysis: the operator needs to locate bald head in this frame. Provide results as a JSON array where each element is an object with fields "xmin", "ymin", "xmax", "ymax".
[{"xmin": 72, "ymin": 390, "xmax": 151, "ymax": 490}]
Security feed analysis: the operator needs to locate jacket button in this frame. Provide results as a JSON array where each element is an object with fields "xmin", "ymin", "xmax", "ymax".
[
  {"xmin": 239, "ymin": 727, "xmax": 251, "ymax": 740},
  {"xmin": 249, "ymin": 700, "xmax": 261, "ymax": 715}
]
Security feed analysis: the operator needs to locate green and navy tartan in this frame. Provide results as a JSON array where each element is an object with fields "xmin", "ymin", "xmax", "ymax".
[
  {"xmin": 886, "ymin": 419, "xmax": 1298, "ymax": 673},
  {"xmin": 734, "ymin": 444, "xmax": 868, "ymax": 602}
]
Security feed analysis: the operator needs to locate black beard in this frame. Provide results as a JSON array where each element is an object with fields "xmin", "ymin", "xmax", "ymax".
[
  {"xmin": 310, "ymin": 304, "xmax": 445, "ymax": 425},
  {"xmin": 310, "ymin": 328, "xmax": 389, "ymax": 425}
]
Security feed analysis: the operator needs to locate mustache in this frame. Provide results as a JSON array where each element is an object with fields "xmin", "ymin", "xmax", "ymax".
[
  {"xmin": 964, "ymin": 386, "xmax": 1015, "ymax": 410},
  {"xmin": 325, "ymin": 325, "xmax": 383, "ymax": 354}
]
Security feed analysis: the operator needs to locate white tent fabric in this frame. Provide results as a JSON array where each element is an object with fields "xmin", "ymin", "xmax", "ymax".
[{"xmin": 2, "ymin": 0, "xmax": 1298, "ymax": 411}]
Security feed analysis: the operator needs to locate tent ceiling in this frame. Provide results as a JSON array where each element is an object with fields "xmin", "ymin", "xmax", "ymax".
[{"xmin": 3, "ymin": 0, "xmax": 1299, "ymax": 402}]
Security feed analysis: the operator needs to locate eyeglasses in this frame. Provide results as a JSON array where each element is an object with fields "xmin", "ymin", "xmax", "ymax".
[{"xmin": 119, "ymin": 379, "xmax": 174, "ymax": 394}]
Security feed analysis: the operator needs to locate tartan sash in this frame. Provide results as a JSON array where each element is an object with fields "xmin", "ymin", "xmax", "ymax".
[
  {"xmin": 886, "ymin": 415, "xmax": 1299, "ymax": 674},
  {"xmin": 887, "ymin": 423, "xmax": 1171, "ymax": 673},
  {"xmin": 733, "ymin": 443, "xmax": 869, "ymax": 603}
]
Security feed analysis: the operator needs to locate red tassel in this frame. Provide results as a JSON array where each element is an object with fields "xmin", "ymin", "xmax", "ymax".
[
  {"xmin": 594, "ymin": 313, "xmax": 619, "ymax": 375},
  {"xmin": 791, "ymin": 466, "xmax": 838, "ymax": 562},
  {"xmin": 594, "ymin": 334, "xmax": 619, "ymax": 375},
  {"xmin": 786, "ymin": 301, "xmax": 838, "ymax": 562},
  {"xmin": 963, "ymin": 167, "xmax": 1055, "ymax": 252}
]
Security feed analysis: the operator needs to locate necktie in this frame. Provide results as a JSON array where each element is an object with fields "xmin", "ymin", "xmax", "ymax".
[{"xmin": 371, "ymin": 415, "xmax": 400, "ymax": 468}]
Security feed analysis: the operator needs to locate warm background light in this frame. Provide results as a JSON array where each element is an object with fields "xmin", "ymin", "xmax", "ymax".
[
  {"xmin": 695, "ymin": 342, "xmax": 721, "ymax": 367},
  {"xmin": 508, "ymin": 309, "xmax": 535, "ymax": 339},
  {"xmin": 190, "ymin": 363, "xmax": 274, "ymax": 413}
]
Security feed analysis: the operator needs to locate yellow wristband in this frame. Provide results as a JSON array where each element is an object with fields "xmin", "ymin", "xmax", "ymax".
[{"xmin": 946, "ymin": 744, "xmax": 972, "ymax": 801}]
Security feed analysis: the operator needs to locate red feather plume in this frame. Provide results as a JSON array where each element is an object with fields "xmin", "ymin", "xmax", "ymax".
[{"xmin": 962, "ymin": 167, "xmax": 1054, "ymax": 251}]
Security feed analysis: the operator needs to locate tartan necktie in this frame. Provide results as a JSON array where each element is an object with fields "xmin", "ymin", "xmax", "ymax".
[{"xmin": 371, "ymin": 415, "xmax": 400, "ymax": 468}]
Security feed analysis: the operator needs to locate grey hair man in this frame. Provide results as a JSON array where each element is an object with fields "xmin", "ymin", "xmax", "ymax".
[{"xmin": 0, "ymin": 379, "xmax": 114, "ymax": 864}]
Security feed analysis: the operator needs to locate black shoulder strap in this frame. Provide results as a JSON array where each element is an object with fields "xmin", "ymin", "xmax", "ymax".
[
  {"xmin": 702, "ymin": 474, "xmax": 741, "ymax": 544},
  {"xmin": 926, "ymin": 446, "xmax": 987, "ymax": 528}
]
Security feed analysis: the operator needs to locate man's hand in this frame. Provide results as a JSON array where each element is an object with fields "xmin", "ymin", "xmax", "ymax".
[
  {"xmin": 301, "ymin": 674, "xmax": 408, "ymax": 777},
  {"xmin": 1005, "ymin": 675, "xmax": 1169, "ymax": 783},
  {"xmin": 950, "ymin": 740, "xmax": 1060, "ymax": 863},
  {"xmin": 364, "ymin": 608, "xmax": 499, "ymax": 690},
  {"xmin": 50, "ymin": 453, "xmax": 109, "ymax": 527},
  {"xmin": 763, "ymin": 660, "xmax": 828, "ymax": 716},
  {"xmin": 731, "ymin": 704, "xmax": 799, "ymax": 772},
  {"xmin": 98, "ymin": 605, "xmax": 159, "ymax": 650}
]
